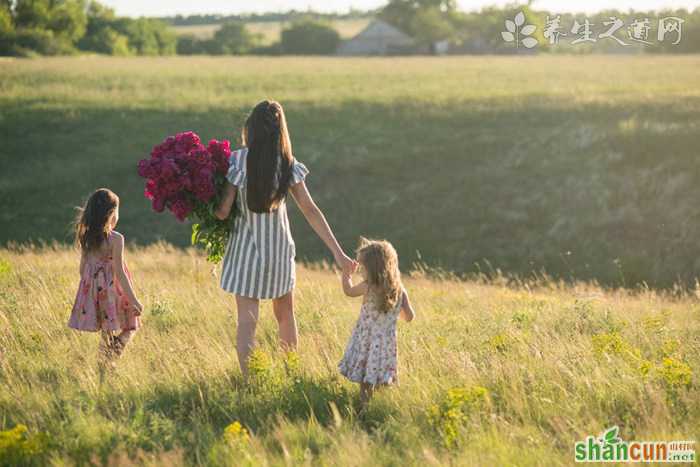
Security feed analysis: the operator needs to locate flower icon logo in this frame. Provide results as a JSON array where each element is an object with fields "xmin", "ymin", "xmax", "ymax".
[{"xmin": 502, "ymin": 11, "xmax": 538, "ymax": 48}]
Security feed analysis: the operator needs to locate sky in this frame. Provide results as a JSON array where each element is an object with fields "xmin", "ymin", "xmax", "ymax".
[{"xmin": 100, "ymin": 0, "xmax": 700, "ymax": 17}]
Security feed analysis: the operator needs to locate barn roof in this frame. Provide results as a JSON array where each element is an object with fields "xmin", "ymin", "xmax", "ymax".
[
  {"xmin": 337, "ymin": 19, "xmax": 414, "ymax": 55},
  {"xmin": 353, "ymin": 19, "xmax": 413, "ymax": 43}
]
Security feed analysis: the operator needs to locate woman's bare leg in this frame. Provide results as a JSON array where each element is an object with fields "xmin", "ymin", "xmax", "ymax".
[
  {"xmin": 235, "ymin": 295, "xmax": 260, "ymax": 377},
  {"xmin": 272, "ymin": 291, "xmax": 297, "ymax": 351}
]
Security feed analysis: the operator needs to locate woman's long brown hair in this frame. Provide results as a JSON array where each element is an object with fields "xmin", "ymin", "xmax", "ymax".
[
  {"xmin": 75, "ymin": 188, "xmax": 119, "ymax": 253},
  {"xmin": 242, "ymin": 100, "xmax": 294, "ymax": 213},
  {"xmin": 357, "ymin": 238, "xmax": 403, "ymax": 313}
]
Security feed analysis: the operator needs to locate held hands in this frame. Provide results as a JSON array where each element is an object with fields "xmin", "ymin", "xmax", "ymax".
[{"xmin": 335, "ymin": 252, "xmax": 357, "ymax": 276}]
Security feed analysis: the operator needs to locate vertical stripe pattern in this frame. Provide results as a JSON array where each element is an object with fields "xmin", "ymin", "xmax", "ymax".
[{"xmin": 220, "ymin": 148, "xmax": 309, "ymax": 299}]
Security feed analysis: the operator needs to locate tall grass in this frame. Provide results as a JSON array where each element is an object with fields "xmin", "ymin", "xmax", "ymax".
[{"xmin": 0, "ymin": 245, "xmax": 698, "ymax": 465}]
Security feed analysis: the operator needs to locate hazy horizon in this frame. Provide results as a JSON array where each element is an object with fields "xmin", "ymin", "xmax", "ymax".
[{"xmin": 100, "ymin": 0, "xmax": 700, "ymax": 18}]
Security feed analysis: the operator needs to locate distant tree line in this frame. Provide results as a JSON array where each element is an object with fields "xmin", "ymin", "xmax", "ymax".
[
  {"xmin": 163, "ymin": 10, "xmax": 374, "ymax": 27},
  {"xmin": 176, "ymin": 18, "xmax": 342, "ymax": 56},
  {"xmin": 0, "ymin": 0, "xmax": 176, "ymax": 56}
]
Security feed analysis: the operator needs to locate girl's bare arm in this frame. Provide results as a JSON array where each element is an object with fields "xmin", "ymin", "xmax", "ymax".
[
  {"xmin": 110, "ymin": 233, "xmax": 142, "ymax": 313},
  {"xmin": 342, "ymin": 271, "xmax": 368, "ymax": 297},
  {"xmin": 400, "ymin": 290, "xmax": 415, "ymax": 322}
]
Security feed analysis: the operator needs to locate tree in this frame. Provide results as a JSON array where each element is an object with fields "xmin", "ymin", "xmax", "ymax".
[
  {"xmin": 380, "ymin": 0, "xmax": 457, "ymax": 37},
  {"xmin": 14, "ymin": 0, "xmax": 51, "ymax": 29},
  {"xmin": 47, "ymin": 0, "xmax": 87, "ymax": 43},
  {"xmin": 116, "ymin": 18, "xmax": 175, "ymax": 55},
  {"xmin": 212, "ymin": 21, "xmax": 260, "ymax": 54},
  {"xmin": 80, "ymin": 25, "xmax": 130, "ymax": 54},
  {"xmin": 280, "ymin": 19, "xmax": 340, "ymax": 55},
  {"xmin": 410, "ymin": 8, "xmax": 455, "ymax": 46}
]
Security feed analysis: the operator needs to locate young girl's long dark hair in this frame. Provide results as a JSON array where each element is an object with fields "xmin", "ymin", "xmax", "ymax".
[
  {"xmin": 75, "ymin": 188, "xmax": 119, "ymax": 253},
  {"xmin": 243, "ymin": 100, "xmax": 294, "ymax": 213}
]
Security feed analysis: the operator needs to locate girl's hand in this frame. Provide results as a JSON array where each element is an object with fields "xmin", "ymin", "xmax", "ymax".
[
  {"xmin": 335, "ymin": 252, "xmax": 354, "ymax": 274},
  {"xmin": 132, "ymin": 300, "xmax": 143, "ymax": 316}
]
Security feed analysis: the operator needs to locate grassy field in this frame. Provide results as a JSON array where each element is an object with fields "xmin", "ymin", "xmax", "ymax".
[
  {"xmin": 1, "ymin": 55, "xmax": 700, "ymax": 289},
  {"xmin": 0, "ymin": 245, "xmax": 698, "ymax": 465},
  {"xmin": 171, "ymin": 19, "xmax": 371, "ymax": 44}
]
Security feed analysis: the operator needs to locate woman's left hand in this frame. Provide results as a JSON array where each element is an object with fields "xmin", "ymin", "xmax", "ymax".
[{"xmin": 335, "ymin": 252, "xmax": 355, "ymax": 274}]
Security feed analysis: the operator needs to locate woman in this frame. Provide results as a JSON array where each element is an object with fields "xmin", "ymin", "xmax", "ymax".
[{"xmin": 216, "ymin": 100, "xmax": 354, "ymax": 376}]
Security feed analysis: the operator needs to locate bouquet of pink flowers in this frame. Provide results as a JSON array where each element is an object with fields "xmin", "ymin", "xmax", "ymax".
[{"xmin": 137, "ymin": 131, "xmax": 234, "ymax": 262}]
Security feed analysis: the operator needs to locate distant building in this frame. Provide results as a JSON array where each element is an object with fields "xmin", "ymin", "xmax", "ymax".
[
  {"xmin": 337, "ymin": 20, "xmax": 415, "ymax": 56},
  {"xmin": 431, "ymin": 39, "xmax": 450, "ymax": 55}
]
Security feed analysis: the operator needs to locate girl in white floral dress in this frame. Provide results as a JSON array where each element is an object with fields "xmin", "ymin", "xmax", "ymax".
[{"xmin": 339, "ymin": 238, "xmax": 415, "ymax": 404}]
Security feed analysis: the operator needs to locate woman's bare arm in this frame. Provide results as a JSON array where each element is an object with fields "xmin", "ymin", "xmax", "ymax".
[
  {"xmin": 290, "ymin": 181, "xmax": 353, "ymax": 272},
  {"xmin": 215, "ymin": 182, "xmax": 237, "ymax": 220}
]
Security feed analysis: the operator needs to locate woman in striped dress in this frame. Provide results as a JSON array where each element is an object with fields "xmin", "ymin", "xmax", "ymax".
[{"xmin": 215, "ymin": 100, "xmax": 354, "ymax": 376}]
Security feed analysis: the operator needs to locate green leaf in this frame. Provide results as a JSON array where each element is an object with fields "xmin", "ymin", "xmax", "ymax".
[{"xmin": 191, "ymin": 223, "xmax": 201, "ymax": 245}]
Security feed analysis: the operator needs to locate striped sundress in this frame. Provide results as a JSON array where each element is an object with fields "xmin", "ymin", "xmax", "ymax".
[{"xmin": 220, "ymin": 148, "xmax": 309, "ymax": 299}]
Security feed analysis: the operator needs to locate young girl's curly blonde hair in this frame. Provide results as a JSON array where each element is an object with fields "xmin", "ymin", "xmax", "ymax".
[{"xmin": 357, "ymin": 238, "xmax": 402, "ymax": 313}]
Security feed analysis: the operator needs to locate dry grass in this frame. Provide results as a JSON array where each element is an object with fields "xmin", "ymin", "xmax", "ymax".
[{"xmin": 0, "ymin": 244, "xmax": 698, "ymax": 465}]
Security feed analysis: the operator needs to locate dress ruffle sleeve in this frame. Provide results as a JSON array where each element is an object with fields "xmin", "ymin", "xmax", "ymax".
[
  {"xmin": 226, "ymin": 149, "xmax": 247, "ymax": 186},
  {"xmin": 290, "ymin": 159, "xmax": 309, "ymax": 185}
]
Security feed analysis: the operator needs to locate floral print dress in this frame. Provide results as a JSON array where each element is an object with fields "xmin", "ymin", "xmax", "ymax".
[
  {"xmin": 68, "ymin": 234, "xmax": 140, "ymax": 333},
  {"xmin": 339, "ymin": 290, "xmax": 404, "ymax": 386}
]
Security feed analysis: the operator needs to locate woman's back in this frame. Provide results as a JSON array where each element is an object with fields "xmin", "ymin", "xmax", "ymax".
[{"xmin": 219, "ymin": 148, "xmax": 309, "ymax": 299}]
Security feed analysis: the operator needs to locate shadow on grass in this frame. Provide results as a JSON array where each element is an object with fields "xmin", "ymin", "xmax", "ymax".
[
  {"xmin": 75, "ymin": 371, "xmax": 398, "ymax": 464},
  {"xmin": 3, "ymin": 97, "xmax": 700, "ymax": 287}
]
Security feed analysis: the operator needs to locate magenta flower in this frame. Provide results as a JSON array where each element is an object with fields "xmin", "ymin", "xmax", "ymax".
[{"xmin": 137, "ymin": 130, "xmax": 235, "ymax": 262}]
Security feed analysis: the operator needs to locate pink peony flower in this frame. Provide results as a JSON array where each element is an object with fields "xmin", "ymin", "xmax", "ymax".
[
  {"xmin": 208, "ymin": 139, "xmax": 232, "ymax": 174},
  {"xmin": 175, "ymin": 131, "xmax": 201, "ymax": 155},
  {"xmin": 169, "ymin": 196, "xmax": 192, "ymax": 222}
]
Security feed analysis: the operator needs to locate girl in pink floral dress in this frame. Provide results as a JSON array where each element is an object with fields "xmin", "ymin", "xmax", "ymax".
[
  {"xmin": 339, "ymin": 238, "xmax": 415, "ymax": 404},
  {"xmin": 68, "ymin": 188, "xmax": 143, "ymax": 361}
]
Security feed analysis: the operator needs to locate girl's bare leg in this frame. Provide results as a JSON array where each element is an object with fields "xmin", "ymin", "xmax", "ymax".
[
  {"xmin": 235, "ymin": 295, "xmax": 260, "ymax": 377},
  {"xmin": 272, "ymin": 291, "xmax": 297, "ymax": 351},
  {"xmin": 114, "ymin": 330, "xmax": 136, "ymax": 355},
  {"xmin": 99, "ymin": 331, "xmax": 114, "ymax": 359}
]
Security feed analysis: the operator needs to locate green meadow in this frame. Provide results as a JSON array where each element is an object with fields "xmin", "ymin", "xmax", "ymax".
[{"xmin": 2, "ymin": 55, "xmax": 700, "ymax": 287}]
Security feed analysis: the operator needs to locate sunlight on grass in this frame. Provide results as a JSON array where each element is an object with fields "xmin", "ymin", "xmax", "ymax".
[{"xmin": 0, "ymin": 244, "xmax": 697, "ymax": 465}]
